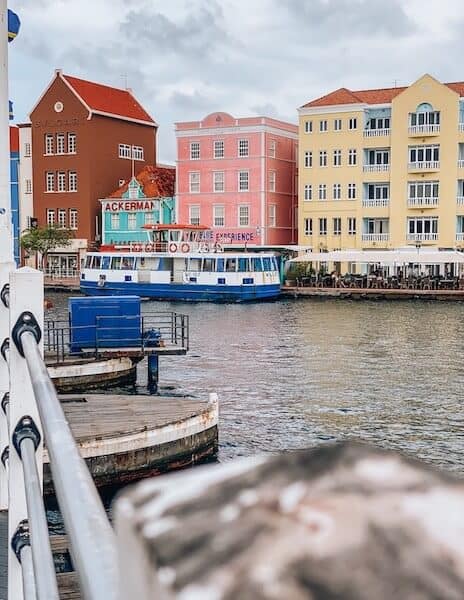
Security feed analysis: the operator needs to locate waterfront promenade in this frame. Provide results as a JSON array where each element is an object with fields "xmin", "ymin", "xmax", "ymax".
[{"xmin": 282, "ymin": 285, "xmax": 464, "ymax": 300}]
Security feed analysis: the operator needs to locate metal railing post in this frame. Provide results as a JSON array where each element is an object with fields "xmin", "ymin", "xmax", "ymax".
[
  {"xmin": 0, "ymin": 264, "xmax": 13, "ymax": 510},
  {"xmin": 8, "ymin": 267, "xmax": 44, "ymax": 600}
]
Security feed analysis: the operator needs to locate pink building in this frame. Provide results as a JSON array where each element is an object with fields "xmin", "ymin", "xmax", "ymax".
[{"xmin": 175, "ymin": 112, "xmax": 298, "ymax": 246}]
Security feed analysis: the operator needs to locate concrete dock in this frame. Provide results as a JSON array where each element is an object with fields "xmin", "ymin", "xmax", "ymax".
[{"xmin": 282, "ymin": 285, "xmax": 464, "ymax": 301}]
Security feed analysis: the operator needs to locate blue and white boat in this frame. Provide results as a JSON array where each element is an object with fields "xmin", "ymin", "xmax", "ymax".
[{"xmin": 80, "ymin": 225, "xmax": 281, "ymax": 302}]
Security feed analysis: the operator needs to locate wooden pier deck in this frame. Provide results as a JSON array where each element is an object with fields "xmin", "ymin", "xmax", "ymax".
[
  {"xmin": 282, "ymin": 285, "xmax": 464, "ymax": 301},
  {"xmin": 0, "ymin": 393, "xmax": 218, "ymax": 599}
]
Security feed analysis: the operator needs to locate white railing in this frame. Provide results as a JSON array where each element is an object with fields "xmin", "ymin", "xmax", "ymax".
[
  {"xmin": 361, "ymin": 233, "xmax": 390, "ymax": 242},
  {"xmin": 363, "ymin": 164, "xmax": 390, "ymax": 172},
  {"xmin": 407, "ymin": 197, "xmax": 439, "ymax": 207},
  {"xmin": 457, "ymin": 233, "xmax": 464, "ymax": 241},
  {"xmin": 362, "ymin": 198, "xmax": 389, "ymax": 207},
  {"xmin": 459, "ymin": 123, "xmax": 464, "ymax": 132},
  {"xmin": 408, "ymin": 124, "xmax": 440, "ymax": 135},
  {"xmin": 406, "ymin": 233, "xmax": 438, "ymax": 242},
  {"xmin": 458, "ymin": 160, "xmax": 464, "ymax": 168},
  {"xmin": 363, "ymin": 129, "xmax": 390, "ymax": 137},
  {"xmin": 457, "ymin": 196, "xmax": 464, "ymax": 205},
  {"xmin": 408, "ymin": 161, "xmax": 440, "ymax": 171},
  {"xmin": 43, "ymin": 268, "xmax": 78, "ymax": 279}
]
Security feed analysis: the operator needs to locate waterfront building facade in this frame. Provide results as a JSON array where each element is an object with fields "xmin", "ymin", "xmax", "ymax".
[
  {"xmin": 101, "ymin": 165, "xmax": 175, "ymax": 245},
  {"xmin": 9, "ymin": 126, "xmax": 19, "ymax": 264},
  {"xmin": 298, "ymin": 74, "xmax": 464, "ymax": 254},
  {"xmin": 176, "ymin": 112, "xmax": 298, "ymax": 246},
  {"xmin": 29, "ymin": 69, "xmax": 157, "ymax": 271}
]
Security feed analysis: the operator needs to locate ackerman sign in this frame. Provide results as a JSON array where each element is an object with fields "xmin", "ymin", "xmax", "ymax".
[{"xmin": 102, "ymin": 200, "xmax": 158, "ymax": 212}]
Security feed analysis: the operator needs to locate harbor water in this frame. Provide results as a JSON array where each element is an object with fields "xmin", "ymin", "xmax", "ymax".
[{"xmin": 47, "ymin": 293, "xmax": 464, "ymax": 475}]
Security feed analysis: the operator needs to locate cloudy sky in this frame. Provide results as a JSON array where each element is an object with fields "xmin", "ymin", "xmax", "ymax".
[{"xmin": 7, "ymin": 0, "xmax": 464, "ymax": 161}]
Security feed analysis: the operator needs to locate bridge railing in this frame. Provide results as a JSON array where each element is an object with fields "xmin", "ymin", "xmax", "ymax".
[{"xmin": 0, "ymin": 267, "xmax": 117, "ymax": 599}]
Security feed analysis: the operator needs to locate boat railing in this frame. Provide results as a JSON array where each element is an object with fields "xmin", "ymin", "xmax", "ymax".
[
  {"xmin": 0, "ymin": 267, "xmax": 117, "ymax": 599},
  {"xmin": 44, "ymin": 312, "xmax": 189, "ymax": 362}
]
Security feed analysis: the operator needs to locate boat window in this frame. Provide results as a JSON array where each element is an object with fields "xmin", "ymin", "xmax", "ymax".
[
  {"xmin": 216, "ymin": 258, "xmax": 225, "ymax": 272},
  {"xmin": 121, "ymin": 256, "xmax": 135, "ymax": 270},
  {"xmin": 92, "ymin": 255, "xmax": 102, "ymax": 269},
  {"xmin": 137, "ymin": 257, "xmax": 160, "ymax": 270},
  {"xmin": 202, "ymin": 258, "xmax": 215, "ymax": 272},
  {"xmin": 226, "ymin": 258, "xmax": 237, "ymax": 272},
  {"xmin": 252, "ymin": 257, "xmax": 262, "ymax": 271},
  {"xmin": 170, "ymin": 230, "xmax": 181, "ymax": 242},
  {"xmin": 85, "ymin": 256, "xmax": 92, "ymax": 268},
  {"xmin": 111, "ymin": 256, "xmax": 122, "ymax": 269},
  {"xmin": 188, "ymin": 258, "xmax": 201, "ymax": 271},
  {"xmin": 272, "ymin": 257, "xmax": 279, "ymax": 271},
  {"xmin": 101, "ymin": 256, "xmax": 111, "ymax": 270},
  {"xmin": 262, "ymin": 257, "xmax": 272, "ymax": 271},
  {"xmin": 238, "ymin": 257, "xmax": 249, "ymax": 272}
]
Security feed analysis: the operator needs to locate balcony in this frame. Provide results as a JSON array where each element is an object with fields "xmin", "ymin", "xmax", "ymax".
[
  {"xmin": 363, "ymin": 129, "xmax": 390, "ymax": 137},
  {"xmin": 408, "ymin": 161, "xmax": 440, "ymax": 172},
  {"xmin": 362, "ymin": 198, "xmax": 389, "ymax": 207},
  {"xmin": 458, "ymin": 160, "xmax": 464, "ymax": 168},
  {"xmin": 460, "ymin": 123, "xmax": 464, "ymax": 132},
  {"xmin": 363, "ymin": 164, "xmax": 390, "ymax": 173},
  {"xmin": 407, "ymin": 197, "xmax": 439, "ymax": 208},
  {"xmin": 457, "ymin": 196, "xmax": 464, "ymax": 205},
  {"xmin": 406, "ymin": 233, "xmax": 438, "ymax": 242},
  {"xmin": 457, "ymin": 233, "xmax": 464, "ymax": 241},
  {"xmin": 408, "ymin": 124, "xmax": 440, "ymax": 136},
  {"xmin": 361, "ymin": 233, "xmax": 390, "ymax": 243}
]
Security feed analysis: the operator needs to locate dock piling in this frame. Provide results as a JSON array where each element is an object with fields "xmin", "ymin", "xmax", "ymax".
[{"xmin": 147, "ymin": 354, "xmax": 159, "ymax": 394}]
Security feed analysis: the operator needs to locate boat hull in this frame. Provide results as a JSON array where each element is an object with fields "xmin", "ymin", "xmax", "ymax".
[{"xmin": 80, "ymin": 280, "xmax": 280, "ymax": 302}]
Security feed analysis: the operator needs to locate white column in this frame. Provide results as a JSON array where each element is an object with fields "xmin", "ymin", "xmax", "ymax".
[
  {"xmin": 0, "ymin": 0, "xmax": 12, "ymax": 262},
  {"xmin": 8, "ymin": 268, "xmax": 44, "ymax": 600}
]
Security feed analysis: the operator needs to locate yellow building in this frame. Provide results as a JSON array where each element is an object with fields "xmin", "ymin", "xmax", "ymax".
[{"xmin": 298, "ymin": 74, "xmax": 464, "ymax": 257}]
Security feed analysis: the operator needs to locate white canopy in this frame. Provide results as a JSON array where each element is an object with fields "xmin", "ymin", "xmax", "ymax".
[{"xmin": 288, "ymin": 249, "xmax": 464, "ymax": 265}]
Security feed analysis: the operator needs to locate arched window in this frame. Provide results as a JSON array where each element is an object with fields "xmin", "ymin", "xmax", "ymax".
[
  {"xmin": 410, "ymin": 103, "xmax": 440, "ymax": 129},
  {"xmin": 416, "ymin": 102, "xmax": 434, "ymax": 112}
]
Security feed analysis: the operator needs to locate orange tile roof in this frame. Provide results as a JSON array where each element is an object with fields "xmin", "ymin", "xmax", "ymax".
[
  {"xmin": 63, "ymin": 74, "xmax": 155, "ymax": 125},
  {"xmin": 303, "ymin": 82, "xmax": 464, "ymax": 108},
  {"xmin": 9, "ymin": 126, "xmax": 18, "ymax": 153},
  {"xmin": 110, "ymin": 165, "xmax": 175, "ymax": 198}
]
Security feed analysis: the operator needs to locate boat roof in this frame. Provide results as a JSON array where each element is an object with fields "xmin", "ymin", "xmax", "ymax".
[
  {"xmin": 86, "ymin": 251, "xmax": 278, "ymax": 258},
  {"xmin": 141, "ymin": 224, "xmax": 210, "ymax": 231}
]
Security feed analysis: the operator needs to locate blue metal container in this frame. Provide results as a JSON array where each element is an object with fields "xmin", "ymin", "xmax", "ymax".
[{"xmin": 69, "ymin": 296, "xmax": 141, "ymax": 353}]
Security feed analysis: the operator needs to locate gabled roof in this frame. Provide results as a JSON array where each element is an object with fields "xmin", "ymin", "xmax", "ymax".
[
  {"xmin": 62, "ymin": 73, "xmax": 156, "ymax": 126},
  {"xmin": 302, "ymin": 80, "xmax": 464, "ymax": 108},
  {"xmin": 109, "ymin": 165, "xmax": 175, "ymax": 199}
]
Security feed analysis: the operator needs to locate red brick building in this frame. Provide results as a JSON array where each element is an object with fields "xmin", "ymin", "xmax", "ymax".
[{"xmin": 30, "ymin": 69, "xmax": 157, "ymax": 267}]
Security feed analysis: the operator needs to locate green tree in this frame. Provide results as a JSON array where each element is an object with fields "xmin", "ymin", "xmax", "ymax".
[{"xmin": 20, "ymin": 226, "xmax": 74, "ymax": 270}]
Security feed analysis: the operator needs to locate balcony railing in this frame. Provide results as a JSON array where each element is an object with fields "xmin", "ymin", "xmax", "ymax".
[
  {"xmin": 457, "ymin": 196, "xmax": 464, "ymax": 205},
  {"xmin": 407, "ymin": 197, "xmax": 439, "ymax": 208},
  {"xmin": 408, "ymin": 161, "xmax": 440, "ymax": 172},
  {"xmin": 458, "ymin": 160, "xmax": 464, "ymax": 168},
  {"xmin": 408, "ymin": 124, "xmax": 440, "ymax": 136},
  {"xmin": 363, "ymin": 129, "xmax": 390, "ymax": 137},
  {"xmin": 459, "ymin": 123, "xmax": 464, "ymax": 132},
  {"xmin": 362, "ymin": 198, "xmax": 389, "ymax": 207},
  {"xmin": 363, "ymin": 164, "xmax": 390, "ymax": 173},
  {"xmin": 457, "ymin": 233, "xmax": 464, "ymax": 241},
  {"xmin": 406, "ymin": 233, "xmax": 438, "ymax": 242},
  {"xmin": 361, "ymin": 233, "xmax": 390, "ymax": 242}
]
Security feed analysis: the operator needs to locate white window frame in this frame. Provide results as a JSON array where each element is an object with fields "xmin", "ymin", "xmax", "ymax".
[
  {"xmin": 238, "ymin": 139, "xmax": 249, "ymax": 157},
  {"xmin": 24, "ymin": 142, "xmax": 31, "ymax": 157},
  {"xmin": 57, "ymin": 208, "xmax": 66, "ymax": 228},
  {"xmin": 118, "ymin": 143, "xmax": 131, "ymax": 159},
  {"xmin": 68, "ymin": 133, "xmax": 76, "ymax": 154},
  {"xmin": 189, "ymin": 172, "xmax": 200, "ymax": 193},
  {"xmin": 213, "ymin": 140, "xmax": 224, "ymax": 159},
  {"xmin": 25, "ymin": 179, "xmax": 32, "ymax": 194},
  {"xmin": 333, "ymin": 217, "xmax": 342, "ymax": 236},
  {"xmin": 408, "ymin": 145, "xmax": 439, "ymax": 164},
  {"xmin": 304, "ymin": 120, "xmax": 313, "ymax": 134},
  {"xmin": 57, "ymin": 171, "xmax": 66, "ymax": 192},
  {"xmin": 189, "ymin": 205, "xmax": 200, "ymax": 225},
  {"xmin": 407, "ymin": 217, "xmax": 438, "ymax": 235},
  {"xmin": 144, "ymin": 212, "xmax": 154, "ymax": 225},
  {"xmin": 333, "ymin": 183, "xmax": 341, "ymax": 200},
  {"xmin": 46, "ymin": 171, "xmax": 54, "ymax": 192},
  {"xmin": 110, "ymin": 213, "xmax": 120, "ymax": 230},
  {"xmin": 69, "ymin": 208, "xmax": 78, "ymax": 230},
  {"xmin": 333, "ymin": 149, "xmax": 342, "ymax": 167},
  {"xmin": 127, "ymin": 212, "xmax": 137, "ymax": 230},
  {"xmin": 46, "ymin": 209, "xmax": 55, "ymax": 226},
  {"xmin": 190, "ymin": 141, "xmax": 200, "ymax": 160},
  {"xmin": 56, "ymin": 133, "xmax": 65, "ymax": 155},
  {"xmin": 319, "ymin": 120, "xmax": 328, "ymax": 132},
  {"xmin": 319, "ymin": 150, "xmax": 327, "ymax": 167},
  {"xmin": 348, "ymin": 183, "xmax": 356, "ymax": 200},
  {"xmin": 268, "ymin": 170, "xmax": 276, "ymax": 192},
  {"xmin": 269, "ymin": 139, "xmax": 276, "ymax": 158},
  {"xmin": 45, "ymin": 134, "xmax": 54, "ymax": 155},
  {"xmin": 334, "ymin": 118, "xmax": 342, "ymax": 131},
  {"xmin": 269, "ymin": 204, "xmax": 276, "ymax": 227},
  {"xmin": 348, "ymin": 217, "xmax": 356, "ymax": 235},
  {"xmin": 319, "ymin": 217, "xmax": 327, "ymax": 235},
  {"xmin": 68, "ymin": 171, "xmax": 77, "ymax": 192},
  {"xmin": 349, "ymin": 117, "xmax": 357, "ymax": 130},
  {"xmin": 213, "ymin": 205, "xmax": 225, "ymax": 227},
  {"xmin": 238, "ymin": 170, "xmax": 249, "ymax": 192},
  {"xmin": 304, "ymin": 218, "xmax": 313, "ymax": 236},
  {"xmin": 213, "ymin": 171, "xmax": 225, "ymax": 193},
  {"xmin": 132, "ymin": 146, "xmax": 144, "ymax": 161},
  {"xmin": 304, "ymin": 151, "xmax": 312, "ymax": 168},
  {"xmin": 318, "ymin": 184, "xmax": 327, "ymax": 200},
  {"xmin": 304, "ymin": 184, "xmax": 312, "ymax": 201},
  {"xmin": 238, "ymin": 205, "xmax": 249, "ymax": 227},
  {"xmin": 348, "ymin": 148, "xmax": 357, "ymax": 166}
]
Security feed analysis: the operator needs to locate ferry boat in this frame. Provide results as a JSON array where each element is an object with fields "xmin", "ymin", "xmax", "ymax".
[{"xmin": 80, "ymin": 225, "xmax": 281, "ymax": 302}]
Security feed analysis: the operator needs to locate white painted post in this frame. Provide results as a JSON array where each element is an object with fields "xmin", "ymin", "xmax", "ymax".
[
  {"xmin": 8, "ymin": 267, "xmax": 44, "ymax": 600},
  {"xmin": 0, "ymin": 261, "xmax": 13, "ymax": 511}
]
